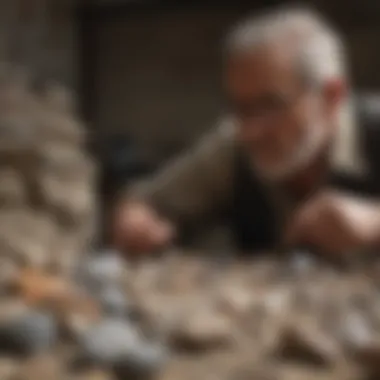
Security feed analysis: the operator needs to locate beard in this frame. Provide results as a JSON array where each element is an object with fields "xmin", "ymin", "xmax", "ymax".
[{"xmin": 249, "ymin": 119, "xmax": 329, "ymax": 182}]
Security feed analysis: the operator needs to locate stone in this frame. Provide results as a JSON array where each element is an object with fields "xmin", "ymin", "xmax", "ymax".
[
  {"xmin": 288, "ymin": 251, "xmax": 317, "ymax": 276},
  {"xmin": 0, "ymin": 358, "xmax": 18, "ymax": 379},
  {"xmin": 338, "ymin": 311, "xmax": 374, "ymax": 349},
  {"xmin": 13, "ymin": 354, "xmax": 64, "ymax": 380},
  {"xmin": 275, "ymin": 318, "xmax": 343, "ymax": 368},
  {"xmin": 79, "ymin": 318, "xmax": 168, "ymax": 380},
  {"xmin": 169, "ymin": 309, "xmax": 234, "ymax": 352},
  {"xmin": 79, "ymin": 318, "xmax": 142, "ymax": 364},
  {"xmin": 0, "ymin": 210, "xmax": 56, "ymax": 269},
  {"xmin": 112, "ymin": 342, "xmax": 168, "ymax": 380},
  {"xmin": 98, "ymin": 285, "xmax": 130, "ymax": 317},
  {"xmin": 78, "ymin": 251, "xmax": 125, "ymax": 294},
  {"xmin": 0, "ymin": 310, "xmax": 57, "ymax": 356}
]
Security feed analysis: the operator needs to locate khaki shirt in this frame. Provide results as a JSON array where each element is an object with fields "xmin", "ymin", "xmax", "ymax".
[{"xmin": 129, "ymin": 104, "xmax": 369, "ymax": 228}]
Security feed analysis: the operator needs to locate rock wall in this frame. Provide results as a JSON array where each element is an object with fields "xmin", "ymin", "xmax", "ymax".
[{"xmin": 0, "ymin": 65, "xmax": 97, "ymax": 275}]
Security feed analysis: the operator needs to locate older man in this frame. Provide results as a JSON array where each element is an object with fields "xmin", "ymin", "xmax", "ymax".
[{"xmin": 113, "ymin": 7, "xmax": 380, "ymax": 256}]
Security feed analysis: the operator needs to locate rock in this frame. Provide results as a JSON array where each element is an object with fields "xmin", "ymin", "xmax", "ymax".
[
  {"xmin": 0, "ymin": 310, "xmax": 57, "ymax": 356},
  {"xmin": 275, "ymin": 318, "xmax": 343, "ymax": 368},
  {"xmin": 78, "ymin": 251, "xmax": 125, "ymax": 294},
  {"xmin": 79, "ymin": 318, "xmax": 167, "ymax": 379},
  {"xmin": 288, "ymin": 251, "xmax": 317, "ymax": 276},
  {"xmin": 79, "ymin": 318, "xmax": 142, "ymax": 364},
  {"xmin": 98, "ymin": 285, "xmax": 130, "ymax": 317},
  {"xmin": 112, "ymin": 342, "xmax": 168, "ymax": 380},
  {"xmin": 338, "ymin": 311, "xmax": 374, "ymax": 349},
  {"xmin": 169, "ymin": 310, "xmax": 234, "ymax": 353},
  {"xmin": 0, "ymin": 211, "xmax": 56, "ymax": 269}
]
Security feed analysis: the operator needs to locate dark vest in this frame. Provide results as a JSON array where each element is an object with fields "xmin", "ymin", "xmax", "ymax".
[{"xmin": 230, "ymin": 95, "xmax": 380, "ymax": 251}]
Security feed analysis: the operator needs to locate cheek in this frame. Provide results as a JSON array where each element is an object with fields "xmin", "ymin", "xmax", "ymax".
[{"xmin": 272, "ymin": 118, "xmax": 305, "ymax": 154}]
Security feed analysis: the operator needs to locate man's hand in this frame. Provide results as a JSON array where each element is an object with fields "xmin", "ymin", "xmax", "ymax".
[
  {"xmin": 112, "ymin": 201, "xmax": 175, "ymax": 254},
  {"xmin": 285, "ymin": 191, "xmax": 380, "ymax": 255}
]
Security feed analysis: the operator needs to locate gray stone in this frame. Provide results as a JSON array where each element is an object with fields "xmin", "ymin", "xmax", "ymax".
[
  {"xmin": 112, "ymin": 341, "xmax": 168, "ymax": 380},
  {"xmin": 79, "ymin": 318, "xmax": 141, "ymax": 364},
  {"xmin": 78, "ymin": 251, "xmax": 124, "ymax": 294},
  {"xmin": 79, "ymin": 318, "xmax": 168, "ymax": 379},
  {"xmin": 98, "ymin": 285, "xmax": 130, "ymax": 317},
  {"xmin": 0, "ymin": 310, "xmax": 57, "ymax": 356}
]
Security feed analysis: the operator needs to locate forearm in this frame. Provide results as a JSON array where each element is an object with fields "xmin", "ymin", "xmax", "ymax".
[{"xmin": 124, "ymin": 119, "xmax": 236, "ymax": 224}]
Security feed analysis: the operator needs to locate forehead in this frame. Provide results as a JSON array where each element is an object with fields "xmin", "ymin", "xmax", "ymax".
[{"xmin": 225, "ymin": 45, "xmax": 299, "ymax": 96}]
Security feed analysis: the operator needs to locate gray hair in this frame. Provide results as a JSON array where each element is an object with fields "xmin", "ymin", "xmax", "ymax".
[{"xmin": 225, "ymin": 7, "xmax": 347, "ymax": 88}]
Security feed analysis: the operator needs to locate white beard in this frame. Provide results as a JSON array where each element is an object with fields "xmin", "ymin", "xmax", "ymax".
[{"xmin": 250, "ymin": 119, "xmax": 328, "ymax": 182}]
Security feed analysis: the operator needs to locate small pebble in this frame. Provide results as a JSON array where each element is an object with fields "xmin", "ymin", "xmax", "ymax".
[
  {"xmin": 78, "ymin": 250, "xmax": 124, "ymax": 293},
  {"xmin": 112, "ymin": 341, "xmax": 168, "ymax": 380},
  {"xmin": 98, "ymin": 285, "xmax": 130, "ymax": 317},
  {"xmin": 0, "ymin": 310, "xmax": 57, "ymax": 356},
  {"xmin": 289, "ymin": 251, "xmax": 316, "ymax": 275},
  {"xmin": 79, "ymin": 318, "xmax": 167, "ymax": 379},
  {"xmin": 80, "ymin": 319, "xmax": 139, "ymax": 364},
  {"xmin": 339, "ymin": 311, "xmax": 373, "ymax": 348}
]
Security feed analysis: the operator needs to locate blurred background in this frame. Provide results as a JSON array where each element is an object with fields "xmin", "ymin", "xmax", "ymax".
[
  {"xmin": 2, "ymin": 0, "xmax": 380, "ymax": 230},
  {"xmin": 2, "ymin": 0, "xmax": 379, "ymax": 160}
]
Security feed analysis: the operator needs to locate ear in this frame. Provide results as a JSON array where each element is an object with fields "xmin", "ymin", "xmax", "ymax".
[{"xmin": 323, "ymin": 78, "xmax": 347, "ymax": 114}]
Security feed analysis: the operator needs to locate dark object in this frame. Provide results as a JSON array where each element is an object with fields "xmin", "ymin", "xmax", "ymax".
[
  {"xmin": 230, "ymin": 94, "xmax": 380, "ymax": 252},
  {"xmin": 97, "ymin": 134, "xmax": 154, "ymax": 199},
  {"xmin": 0, "ymin": 311, "xmax": 57, "ymax": 356}
]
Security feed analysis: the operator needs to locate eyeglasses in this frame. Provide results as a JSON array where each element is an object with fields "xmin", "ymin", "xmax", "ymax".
[{"xmin": 230, "ymin": 89, "xmax": 306, "ymax": 125}]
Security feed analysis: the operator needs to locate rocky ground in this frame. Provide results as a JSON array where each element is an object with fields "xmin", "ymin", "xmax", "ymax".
[{"xmin": 2, "ymin": 250, "xmax": 380, "ymax": 380}]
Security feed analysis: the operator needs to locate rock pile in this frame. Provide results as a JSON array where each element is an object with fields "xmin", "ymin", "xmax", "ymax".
[
  {"xmin": 0, "ymin": 64, "xmax": 96, "ymax": 275},
  {"xmin": 124, "ymin": 252, "xmax": 380, "ymax": 380}
]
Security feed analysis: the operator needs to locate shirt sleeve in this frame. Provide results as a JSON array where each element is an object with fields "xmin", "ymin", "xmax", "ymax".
[{"xmin": 127, "ymin": 117, "xmax": 237, "ymax": 223}]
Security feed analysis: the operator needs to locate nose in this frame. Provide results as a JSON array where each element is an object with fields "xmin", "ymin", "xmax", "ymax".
[{"xmin": 238, "ymin": 118, "xmax": 268, "ymax": 144}]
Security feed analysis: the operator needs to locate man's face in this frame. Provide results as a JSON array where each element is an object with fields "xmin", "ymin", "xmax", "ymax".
[{"xmin": 225, "ymin": 45, "xmax": 331, "ymax": 181}]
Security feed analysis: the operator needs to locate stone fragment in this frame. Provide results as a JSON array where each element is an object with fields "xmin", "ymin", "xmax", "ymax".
[
  {"xmin": 0, "ymin": 310, "xmax": 57, "ymax": 356},
  {"xmin": 169, "ymin": 309, "xmax": 234, "ymax": 352},
  {"xmin": 275, "ymin": 318, "xmax": 342, "ymax": 368}
]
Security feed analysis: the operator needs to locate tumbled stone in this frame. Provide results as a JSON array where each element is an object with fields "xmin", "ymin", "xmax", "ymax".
[
  {"xmin": 0, "ymin": 310, "xmax": 57, "ymax": 356},
  {"xmin": 78, "ymin": 251, "xmax": 125, "ymax": 294},
  {"xmin": 275, "ymin": 317, "xmax": 343, "ymax": 368},
  {"xmin": 79, "ymin": 318, "xmax": 142, "ymax": 364},
  {"xmin": 98, "ymin": 285, "xmax": 130, "ymax": 317},
  {"xmin": 112, "ymin": 342, "xmax": 168, "ymax": 380},
  {"xmin": 169, "ymin": 309, "xmax": 234, "ymax": 352}
]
